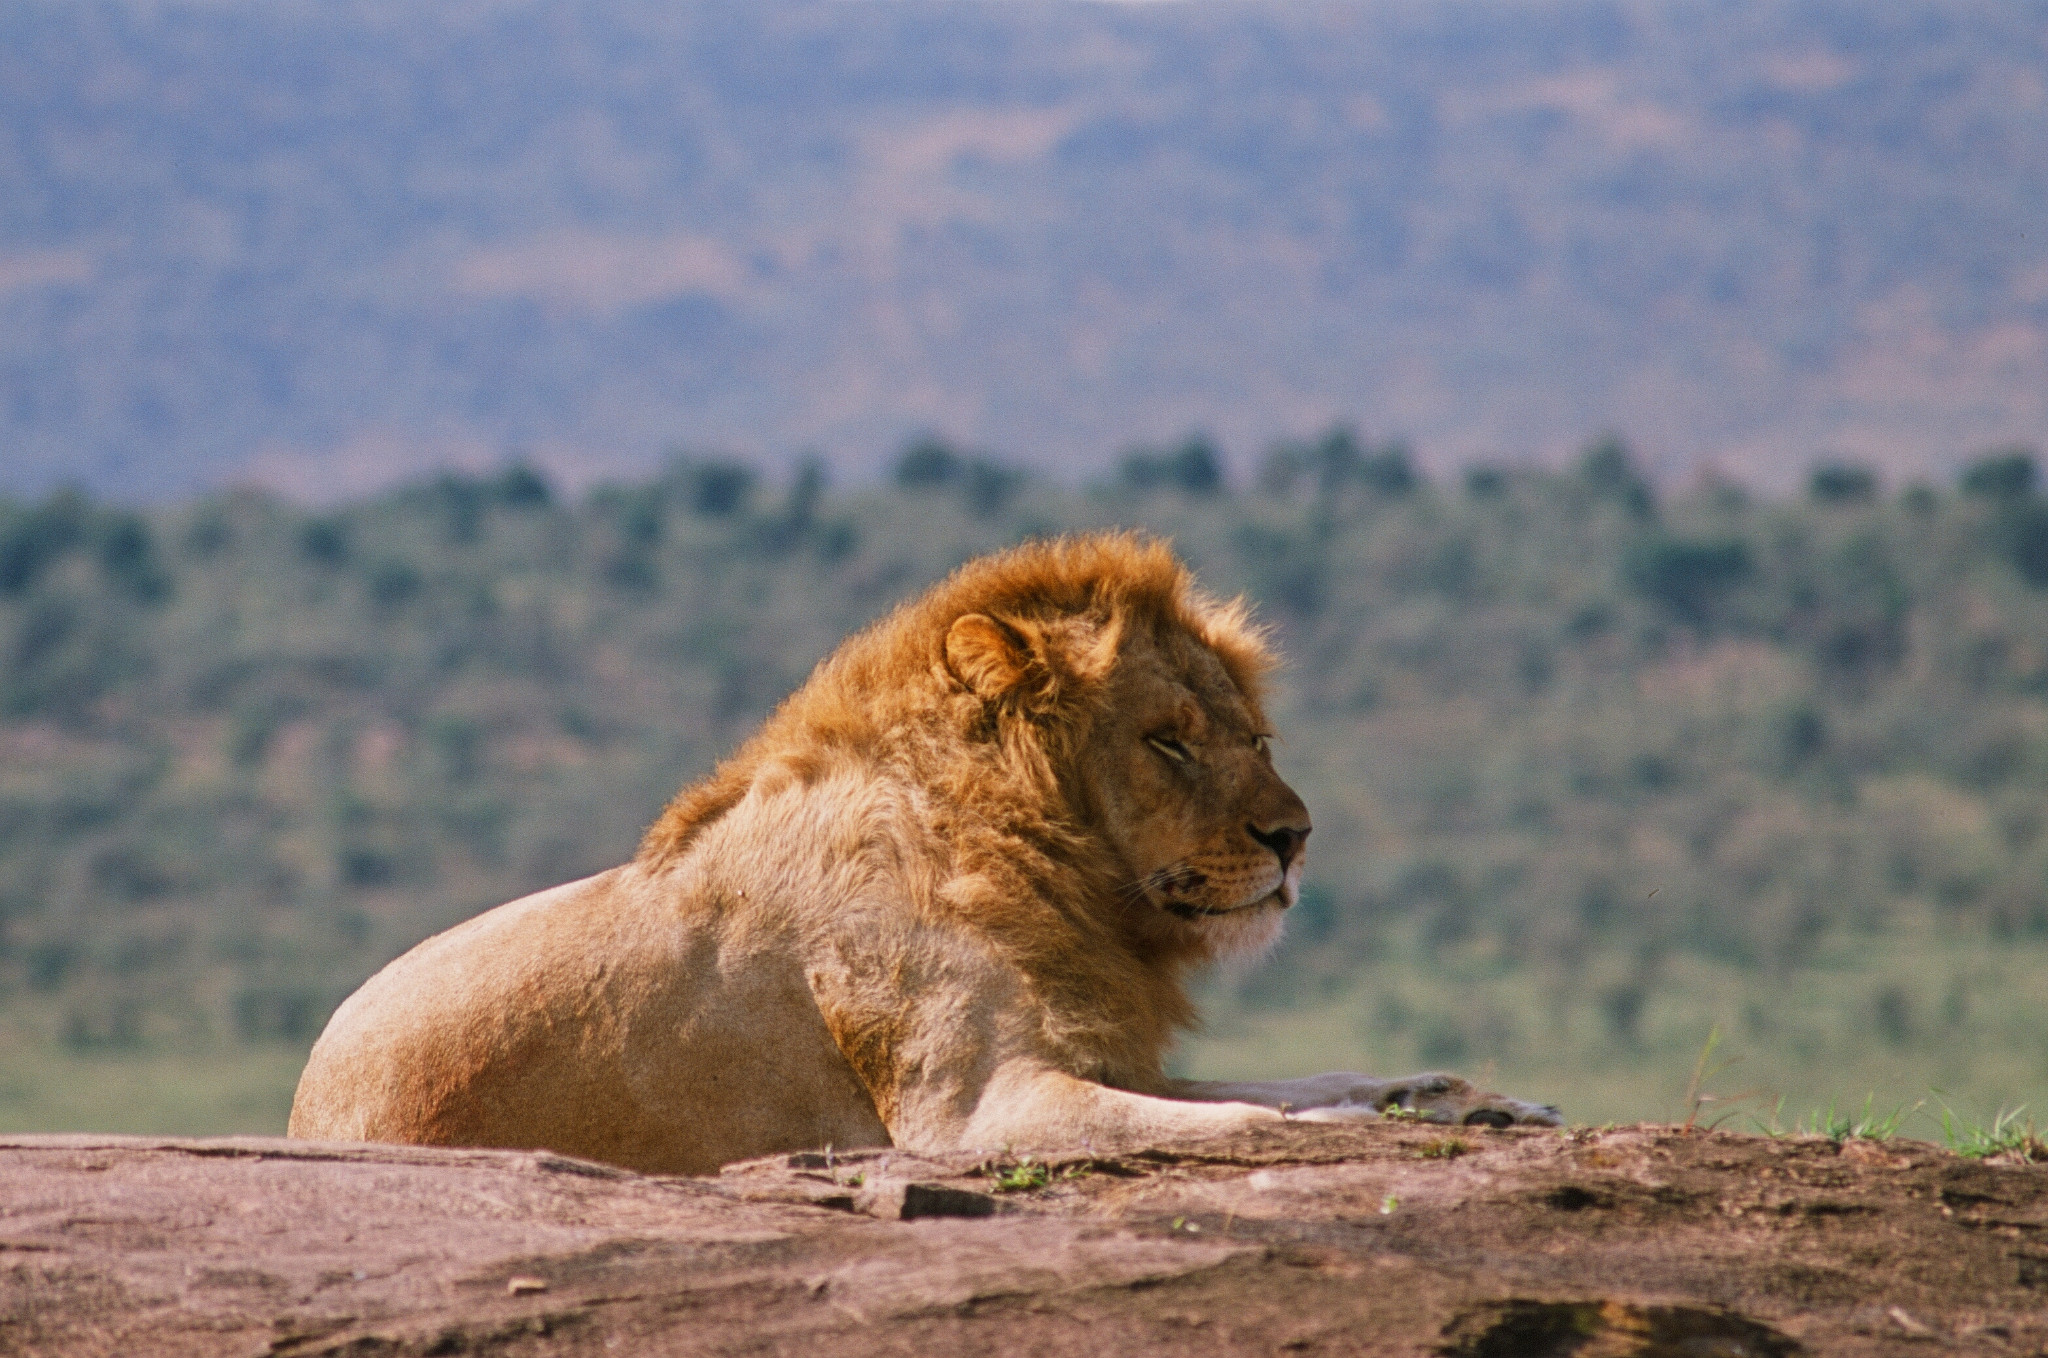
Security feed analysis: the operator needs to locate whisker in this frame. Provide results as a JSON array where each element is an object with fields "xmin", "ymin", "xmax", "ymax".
[
  {"xmin": 1121, "ymin": 867, "xmax": 1164, "ymax": 898},
  {"xmin": 1110, "ymin": 866, "xmax": 1170, "ymax": 926}
]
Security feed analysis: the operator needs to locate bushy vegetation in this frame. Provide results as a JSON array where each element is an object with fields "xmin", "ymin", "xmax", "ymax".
[{"xmin": 4, "ymin": 434, "xmax": 2048, "ymax": 1131}]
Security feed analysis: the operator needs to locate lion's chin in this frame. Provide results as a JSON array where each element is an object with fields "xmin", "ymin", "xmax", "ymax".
[{"xmin": 1200, "ymin": 898, "xmax": 1288, "ymax": 960}]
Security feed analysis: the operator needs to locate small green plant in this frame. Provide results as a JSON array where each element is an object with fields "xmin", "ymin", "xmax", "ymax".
[
  {"xmin": 1379, "ymin": 1193, "xmax": 1399, "ymax": 1215},
  {"xmin": 1933, "ymin": 1098, "xmax": 2045, "ymax": 1162},
  {"xmin": 990, "ymin": 1158, "xmax": 1054, "ymax": 1192},
  {"xmin": 1680, "ymin": 1027, "xmax": 1766, "ymax": 1132},
  {"xmin": 1794, "ymin": 1093, "xmax": 1918, "ymax": 1142},
  {"xmin": 1416, "ymin": 1136, "xmax": 1469, "ymax": 1160},
  {"xmin": 1380, "ymin": 1104, "xmax": 1428, "ymax": 1123},
  {"xmin": 1746, "ymin": 1095, "xmax": 1790, "ymax": 1137}
]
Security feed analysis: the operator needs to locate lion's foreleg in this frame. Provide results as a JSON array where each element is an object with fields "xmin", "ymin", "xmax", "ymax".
[
  {"xmin": 1167, "ymin": 1073, "xmax": 1562, "ymax": 1127},
  {"xmin": 948, "ymin": 1063, "xmax": 1280, "ymax": 1153},
  {"xmin": 1167, "ymin": 1073, "xmax": 1408, "ymax": 1113}
]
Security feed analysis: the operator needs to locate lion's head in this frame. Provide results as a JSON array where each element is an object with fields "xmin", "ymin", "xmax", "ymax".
[
  {"xmin": 941, "ymin": 598, "xmax": 1309, "ymax": 958},
  {"xmin": 643, "ymin": 533, "xmax": 1310, "ymax": 960}
]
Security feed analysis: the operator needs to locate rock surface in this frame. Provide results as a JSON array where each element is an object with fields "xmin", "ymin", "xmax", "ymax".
[{"xmin": 2, "ymin": 1123, "xmax": 2044, "ymax": 1356}]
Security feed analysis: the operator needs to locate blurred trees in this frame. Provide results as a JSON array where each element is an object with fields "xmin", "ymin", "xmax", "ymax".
[{"xmin": 2, "ymin": 435, "xmax": 2048, "ymax": 1079}]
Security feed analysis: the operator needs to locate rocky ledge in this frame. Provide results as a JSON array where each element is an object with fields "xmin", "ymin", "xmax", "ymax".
[{"xmin": 2, "ymin": 1122, "xmax": 2043, "ymax": 1356}]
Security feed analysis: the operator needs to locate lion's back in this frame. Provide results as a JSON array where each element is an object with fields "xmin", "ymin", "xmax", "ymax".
[{"xmin": 288, "ymin": 871, "xmax": 622, "ymax": 1141}]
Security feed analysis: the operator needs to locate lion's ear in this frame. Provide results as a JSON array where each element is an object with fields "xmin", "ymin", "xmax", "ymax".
[{"xmin": 945, "ymin": 613, "xmax": 1032, "ymax": 700}]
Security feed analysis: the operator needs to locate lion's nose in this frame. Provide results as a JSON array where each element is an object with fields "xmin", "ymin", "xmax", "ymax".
[{"xmin": 1247, "ymin": 823, "xmax": 1308, "ymax": 871}]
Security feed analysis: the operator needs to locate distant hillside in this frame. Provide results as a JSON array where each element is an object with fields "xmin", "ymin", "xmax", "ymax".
[{"xmin": 3, "ymin": 0, "xmax": 2046, "ymax": 498}]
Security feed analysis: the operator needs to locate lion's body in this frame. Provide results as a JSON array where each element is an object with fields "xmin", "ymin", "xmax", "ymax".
[
  {"xmin": 288, "ymin": 867, "xmax": 891, "ymax": 1174},
  {"xmin": 290, "ymin": 537, "xmax": 1556, "ymax": 1172}
]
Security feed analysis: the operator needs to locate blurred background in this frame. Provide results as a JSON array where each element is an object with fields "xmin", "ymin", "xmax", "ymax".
[{"xmin": 2, "ymin": 0, "xmax": 2046, "ymax": 1136}]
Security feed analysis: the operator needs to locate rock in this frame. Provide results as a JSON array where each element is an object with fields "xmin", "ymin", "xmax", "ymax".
[
  {"xmin": 1, "ymin": 1123, "xmax": 2043, "ymax": 1355},
  {"xmin": 851, "ymin": 1178, "xmax": 1000, "ymax": 1220}
]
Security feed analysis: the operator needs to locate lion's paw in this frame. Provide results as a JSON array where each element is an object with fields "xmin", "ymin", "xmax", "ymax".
[
  {"xmin": 1454, "ymin": 1095, "xmax": 1564, "ymax": 1128},
  {"xmin": 1293, "ymin": 1073, "xmax": 1561, "ymax": 1128}
]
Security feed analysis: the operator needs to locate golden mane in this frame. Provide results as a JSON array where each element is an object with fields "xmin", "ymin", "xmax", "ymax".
[{"xmin": 637, "ymin": 532, "xmax": 1274, "ymax": 866}]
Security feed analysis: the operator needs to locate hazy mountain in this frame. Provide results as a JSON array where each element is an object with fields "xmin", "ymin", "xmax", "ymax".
[{"xmin": 3, "ymin": 0, "xmax": 2046, "ymax": 499}]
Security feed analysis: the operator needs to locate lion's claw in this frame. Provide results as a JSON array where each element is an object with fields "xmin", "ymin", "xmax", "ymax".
[{"xmin": 1460, "ymin": 1099, "xmax": 1563, "ymax": 1128}]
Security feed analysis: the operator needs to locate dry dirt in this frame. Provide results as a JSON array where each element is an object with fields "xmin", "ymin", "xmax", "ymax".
[{"xmin": 2, "ymin": 1121, "xmax": 2044, "ymax": 1356}]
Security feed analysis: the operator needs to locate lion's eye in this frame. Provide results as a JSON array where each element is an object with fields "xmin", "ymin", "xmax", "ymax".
[
  {"xmin": 1145, "ymin": 736, "xmax": 1193, "ymax": 764},
  {"xmin": 1252, "ymin": 734, "xmax": 1272, "ymax": 755}
]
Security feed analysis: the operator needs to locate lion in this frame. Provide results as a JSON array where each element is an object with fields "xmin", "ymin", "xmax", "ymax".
[{"xmin": 289, "ymin": 534, "xmax": 1559, "ymax": 1174}]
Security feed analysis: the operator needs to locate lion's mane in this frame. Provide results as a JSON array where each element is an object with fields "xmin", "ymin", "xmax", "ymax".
[{"xmin": 640, "ymin": 533, "xmax": 1276, "ymax": 1092}]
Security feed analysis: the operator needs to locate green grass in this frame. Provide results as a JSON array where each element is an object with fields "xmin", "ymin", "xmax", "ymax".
[
  {"xmin": 0, "ymin": 924, "xmax": 2042, "ymax": 1142},
  {"xmin": 1747, "ymin": 1093, "xmax": 1922, "ymax": 1142},
  {"xmin": 1180, "ymin": 924, "xmax": 2048, "ymax": 1130},
  {"xmin": 1746, "ymin": 1096, "xmax": 2046, "ymax": 1160},
  {"xmin": 1932, "ymin": 1099, "xmax": 2046, "ymax": 1162},
  {"xmin": 990, "ymin": 1159, "xmax": 1055, "ymax": 1193},
  {"xmin": 0, "ymin": 1043, "xmax": 305, "ymax": 1136}
]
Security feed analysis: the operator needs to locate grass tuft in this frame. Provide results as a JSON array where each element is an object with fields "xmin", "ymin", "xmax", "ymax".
[
  {"xmin": 1748, "ymin": 1092, "xmax": 1919, "ymax": 1141},
  {"xmin": 990, "ymin": 1159, "xmax": 1053, "ymax": 1192},
  {"xmin": 1933, "ymin": 1097, "xmax": 2046, "ymax": 1163},
  {"xmin": 987, "ymin": 1157, "xmax": 1092, "ymax": 1193},
  {"xmin": 1795, "ymin": 1094, "xmax": 1919, "ymax": 1142},
  {"xmin": 1680, "ymin": 1026, "xmax": 1768, "ymax": 1132}
]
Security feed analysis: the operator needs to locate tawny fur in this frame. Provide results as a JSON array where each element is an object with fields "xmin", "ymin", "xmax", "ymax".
[{"xmin": 289, "ymin": 535, "xmax": 1557, "ymax": 1174}]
